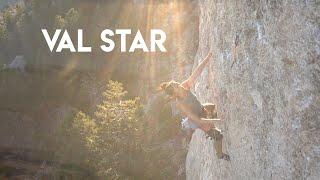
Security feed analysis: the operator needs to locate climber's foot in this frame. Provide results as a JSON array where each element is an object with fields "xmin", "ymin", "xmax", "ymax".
[{"xmin": 219, "ymin": 153, "xmax": 230, "ymax": 161}]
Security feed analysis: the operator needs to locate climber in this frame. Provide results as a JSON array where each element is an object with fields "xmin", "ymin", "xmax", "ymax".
[{"xmin": 159, "ymin": 53, "xmax": 230, "ymax": 161}]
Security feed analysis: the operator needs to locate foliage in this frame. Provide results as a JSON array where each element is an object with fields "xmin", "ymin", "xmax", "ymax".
[
  {"xmin": 54, "ymin": 15, "xmax": 66, "ymax": 29},
  {"xmin": 71, "ymin": 80, "xmax": 145, "ymax": 179},
  {"xmin": 0, "ymin": 23, "xmax": 8, "ymax": 42},
  {"xmin": 0, "ymin": 0, "xmax": 77, "ymax": 62},
  {"xmin": 55, "ymin": 8, "xmax": 79, "ymax": 29},
  {"xmin": 64, "ymin": 8, "xmax": 79, "ymax": 28},
  {"xmin": 62, "ymin": 80, "xmax": 186, "ymax": 179}
]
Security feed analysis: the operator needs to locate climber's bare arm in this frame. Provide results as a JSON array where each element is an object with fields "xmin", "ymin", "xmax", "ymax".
[{"xmin": 181, "ymin": 53, "xmax": 213, "ymax": 90}]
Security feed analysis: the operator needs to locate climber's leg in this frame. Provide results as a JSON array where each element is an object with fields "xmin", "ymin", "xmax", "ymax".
[
  {"xmin": 207, "ymin": 128, "xmax": 223, "ymax": 157},
  {"xmin": 206, "ymin": 128, "xmax": 230, "ymax": 161},
  {"xmin": 214, "ymin": 136, "xmax": 223, "ymax": 158},
  {"xmin": 203, "ymin": 103, "xmax": 217, "ymax": 119}
]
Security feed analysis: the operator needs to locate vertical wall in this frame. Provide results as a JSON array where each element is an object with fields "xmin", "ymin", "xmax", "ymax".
[{"xmin": 186, "ymin": 0, "xmax": 319, "ymax": 179}]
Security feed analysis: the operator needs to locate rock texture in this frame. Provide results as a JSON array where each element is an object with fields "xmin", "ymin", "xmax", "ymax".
[{"xmin": 186, "ymin": 1, "xmax": 320, "ymax": 180}]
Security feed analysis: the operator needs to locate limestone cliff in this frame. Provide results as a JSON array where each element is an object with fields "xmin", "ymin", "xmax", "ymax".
[{"xmin": 186, "ymin": 1, "xmax": 319, "ymax": 179}]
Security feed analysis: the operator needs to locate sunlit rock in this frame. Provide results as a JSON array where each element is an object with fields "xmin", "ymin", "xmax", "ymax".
[{"xmin": 186, "ymin": 1, "xmax": 320, "ymax": 179}]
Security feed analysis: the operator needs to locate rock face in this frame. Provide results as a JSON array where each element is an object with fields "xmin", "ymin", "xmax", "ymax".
[{"xmin": 186, "ymin": 1, "xmax": 319, "ymax": 180}]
